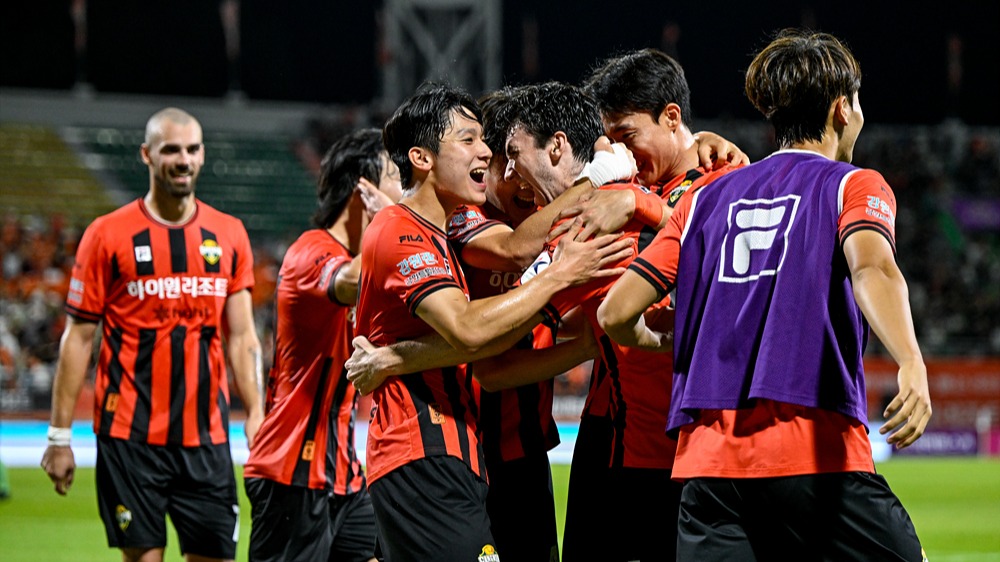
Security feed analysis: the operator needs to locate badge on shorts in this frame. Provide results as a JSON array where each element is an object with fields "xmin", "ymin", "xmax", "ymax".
[
  {"xmin": 116, "ymin": 504, "xmax": 132, "ymax": 531},
  {"xmin": 478, "ymin": 544, "xmax": 500, "ymax": 562}
]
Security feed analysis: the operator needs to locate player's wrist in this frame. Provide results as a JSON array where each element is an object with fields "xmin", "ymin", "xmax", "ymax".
[
  {"xmin": 576, "ymin": 144, "xmax": 634, "ymax": 187},
  {"xmin": 536, "ymin": 261, "xmax": 575, "ymax": 290},
  {"xmin": 632, "ymin": 192, "xmax": 664, "ymax": 228},
  {"xmin": 47, "ymin": 425, "xmax": 72, "ymax": 447}
]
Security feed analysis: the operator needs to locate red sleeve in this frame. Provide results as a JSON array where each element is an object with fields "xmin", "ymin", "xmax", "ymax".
[
  {"xmin": 448, "ymin": 204, "xmax": 506, "ymax": 247},
  {"xmin": 379, "ymin": 224, "xmax": 462, "ymax": 316},
  {"xmin": 627, "ymin": 188, "xmax": 693, "ymax": 299},
  {"xmin": 65, "ymin": 218, "xmax": 108, "ymax": 323},
  {"xmin": 229, "ymin": 220, "xmax": 255, "ymax": 294},
  {"xmin": 838, "ymin": 169, "xmax": 897, "ymax": 254},
  {"xmin": 296, "ymin": 239, "xmax": 352, "ymax": 304}
]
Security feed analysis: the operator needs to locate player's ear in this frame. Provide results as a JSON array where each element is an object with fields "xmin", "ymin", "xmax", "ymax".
[
  {"xmin": 140, "ymin": 144, "xmax": 152, "ymax": 165},
  {"xmin": 408, "ymin": 146, "xmax": 433, "ymax": 173},
  {"xmin": 658, "ymin": 103, "xmax": 682, "ymax": 131},
  {"xmin": 833, "ymin": 95, "xmax": 851, "ymax": 126},
  {"xmin": 549, "ymin": 132, "xmax": 568, "ymax": 164}
]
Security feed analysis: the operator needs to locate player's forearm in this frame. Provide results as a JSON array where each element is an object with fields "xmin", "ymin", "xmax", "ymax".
[
  {"xmin": 598, "ymin": 276, "xmax": 672, "ymax": 352},
  {"xmin": 498, "ymin": 180, "xmax": 592, "ymax": 269},
  {"xmin": 474, "ymin": 335, "xmax": 597, "ymax": 392},
  {"xmin": 331, "ymin": 257, "xmax": 362, "ymax": 305},
  {"xmin": 852, "ymin": 261, "xmax": 923, "ymax": 367},
  {"xmin": 601, "ymin": 309, "xmax": 670, "ymax": 352},
  {"xmin": 50, "ymin": 323, "xmax": 96, "ymax": 428},
  {"xmin": 455, "ymin": 273, "xmax": 567, "ymax": 353},
  {"xmin": 375, "ymin": 329, "xmax": 529, "ymax": 376},
  {"xmin": 227, "ymin": 333, "xmax": 265, "ymax": 416}
]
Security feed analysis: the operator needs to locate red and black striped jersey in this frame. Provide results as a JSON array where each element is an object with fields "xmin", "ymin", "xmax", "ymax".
[
  {"xmin": 355, "ymin": 205, "xmax": 484, "ymax": 485},
  {"xmin": 243, "ymin": 229, "xmax": 365, "ymax": 494},
  {"xmin": 65, "ymin": 198, "xmax": 254, "ymax": 447},
  {"xmin": 537, "ymin": 182, "xmax": 676, "ymax": 469},
  {"xmin": 448, "ymin": 204, "xmax": 561, "ymax": 464}
]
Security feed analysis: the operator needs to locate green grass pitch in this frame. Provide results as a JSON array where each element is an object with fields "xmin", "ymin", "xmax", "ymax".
[{"xmin": 1, "ymin": 458, "xmax": 998, "ymax": 561}]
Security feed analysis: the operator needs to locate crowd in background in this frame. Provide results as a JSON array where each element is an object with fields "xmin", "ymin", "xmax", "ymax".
[{"xmin": 2, "ymin": 121, "xmax": 997, "ymax": 412}]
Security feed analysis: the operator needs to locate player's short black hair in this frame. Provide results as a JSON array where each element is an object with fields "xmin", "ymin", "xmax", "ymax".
[
  {"xmin": 479, "ymin": 86, "xmax": 524, "ymax": 158},
  {"xmin": 584, "ymin": 48, "xmax": 692, "ymax": 125},
  {"xmin": 383, "ymin": 82, "xmax": 482, "ymax": 188},
  {"xmin": 507, "ymin": 81, "xmax": 604, "ymax": 165},
  {"xmin": 313, "ymin": 127, "xmax": 384, "ymax": 229},
  {"xmin": 745, "ymin": 29, "xmax": 862, "ymax": 147}
]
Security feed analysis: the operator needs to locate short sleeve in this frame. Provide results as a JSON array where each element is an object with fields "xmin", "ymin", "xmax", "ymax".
[
  {"xmin": 628, "ymin": 191, "xmax": 692, "ymax": 300},
  {"xmin": 380, "ymin": 232, "xmax": 462, "ymax": 316},
  {"xmin": 65, "ymin": 220, "xmax": 108, "ymax": 323},
  {"xmin": 838, "ymin": 169, "xmax": 897, "ymax": 254},
  {"xmin": 229, "ymin": 220, "xmax": 255, "ymax": 294}
]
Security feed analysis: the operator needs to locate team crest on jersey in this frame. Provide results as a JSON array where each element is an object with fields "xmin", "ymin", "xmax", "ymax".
[
  {"xmin": 199, "ymin": 240, "xmax": 223, "ymax": 265},
  {"xmin": 134, "ymin": 245, "xmax": 152, "ymax": 263},
  {"xmin": 667, "ymin": 181, "xmax": 693, "ymax": 208},
  {"xmin": 116, "ymin": 504, "xmax": 132, "ymax": 531},
  {"xmin": 301, "ymin": 439, "xmax": 316, "ymax": 461},
  {"xmin": 428, "ymin": 403, "xmax": 445, "ymax": 425},
  {"xmin": 478, "ymin": 544, "xmax": 500, "ymax": 562}
]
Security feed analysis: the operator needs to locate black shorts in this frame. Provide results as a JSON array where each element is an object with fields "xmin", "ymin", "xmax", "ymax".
[
  {"xmin": 562, "ymin": 414, "xmax": 614, "ymax": 562},
  {"xmin": 611, "ymin": 466, "xmax": 683, "ymax": 562},
  {"xmin": 245, "ymin": 478, "xmax": 377, "ymax": 562},
  {"xmin": 485, "ymin": 451, "xmax": 559, "ymax": 562},
  {"xmin": 369, "ymin": 456, "xmax": 495, "ymax": 562},
  {"xmin": 563, "ymin": 414, "xmax": 682, "ymax": 562},
  {"xmin": 678, "ymin": 472, "xmax": 924, "ymax": 562},
  {"xmin": 95, "ymin": 436, "xmax": 238, "ymax": 558}
]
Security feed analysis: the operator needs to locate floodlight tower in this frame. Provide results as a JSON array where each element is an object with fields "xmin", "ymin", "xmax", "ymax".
[{"xmin": 378, "ymin": 0, "xmax": 502, "ymax": 114}]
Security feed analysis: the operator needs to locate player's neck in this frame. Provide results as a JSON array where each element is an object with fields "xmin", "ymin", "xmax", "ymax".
[
  {"xmin": 399, "ymin": 180, "xmax": 453, "ymax": 231},
  {"xmin": 788, "ymin": 133, "xmax": 839, "ymax": 161},
  {"xmin": 144, "ymin": 192, "xmax": 196, "ymax": 225},
  {"xmin": 661, "ymin": 129, "xmax": 701, "ymax": 182}
]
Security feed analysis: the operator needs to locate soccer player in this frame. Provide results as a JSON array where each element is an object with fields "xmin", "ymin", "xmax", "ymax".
[
  {"xmin": 598, "ymin": 29, "xmax": 931, "ymax": 561},
  {"xmin": 41, "ymin": 107, "xmax": 263, "ymax": 562},
  {"xmin": 539, "ymin": 47, "xmax": 750, "ymax": 562},
  {"xmin": 242, "ymin": 128, "xmax": 397, "ymax": 562},
  {"xmin": 499, "ymin": 80, "xmax": 702, "ymax": 562},
  {"xmin": 354, "ymin": 82, "xmax": 633, "ymax": 562},
  {"xmin": 345, "ymin": 86, "xmax": 640, "ymax": 562},
  {"xmin": 347, "ymin": 82, "xmax": 746, "ymax": 562}
]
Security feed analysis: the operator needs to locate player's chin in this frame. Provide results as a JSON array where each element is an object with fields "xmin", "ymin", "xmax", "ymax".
[
  {"xmin": 637, "ymin": 169, "xmax": 656, "ymax": 186},
  {"xmin": 469, "ymin": 190, "xmax": 488, "ymax": 205}
]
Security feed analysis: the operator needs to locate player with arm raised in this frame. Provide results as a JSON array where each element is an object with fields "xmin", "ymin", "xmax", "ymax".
[{"xmin": 598, "ymin": 29, "xmax": 930, "ymax": 561}]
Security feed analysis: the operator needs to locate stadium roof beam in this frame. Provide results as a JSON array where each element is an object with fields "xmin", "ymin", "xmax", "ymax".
[{"xmin": 378, "ymin": 0, "xmax": 501, "ymax": 114}]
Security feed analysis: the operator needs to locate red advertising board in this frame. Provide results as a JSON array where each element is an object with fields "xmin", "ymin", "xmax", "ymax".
[{"xmin": 864, "ymin": 357, "xmax": 1000, "ymax": 429}]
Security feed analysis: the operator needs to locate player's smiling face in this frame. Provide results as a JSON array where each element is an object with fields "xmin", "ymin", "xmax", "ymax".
[
  {"xmin": 504, "ymin": 125, "xmax": 562, "ymax": 207},
  {"xmin": 142, "ymin": 120, "xmax": 204, "ymax": 199},
  {"xmin": 605, "ymin": 111, "xmax": 673, "ymax": 187},
  {"xmin": 485, "ymin": 153, "xmax": 536, "ymax": 226},
  {"xmin": 433, "ymin": 108, "xmax": 491, "ymax": 208}
]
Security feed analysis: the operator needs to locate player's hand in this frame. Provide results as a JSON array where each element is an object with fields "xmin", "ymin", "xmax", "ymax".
[
  {"xmin": 879, "ymin": 359, "xmax": 932, "ymax": 449},
  {"xmin": 243, "ymin": 408, "xmax": 264, "ymax": 450},
  {"xmin": 346, "ymin": 336, "xmax": 396, "ymax": 396},
  {"xmin": 575, "ymin": 136, "xmax": 637, "ymax": 187},
  {"xmin": 356, "ymin": 177, "xmax": 395, "ymax": 220},
  {"xmin": 693, "ymin": 131, "xmax": 750, "ymax": 169},
  {"xmin": 548, "ymin": 221, "xmax": 633, "ymax": 285},
  {"xmin": 41, "ymin": 445, "xmax": 76, "ymax": 496},
  {"xmin": 548, "ymin": 189, "xmax": 636, "ymax": 243}
]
